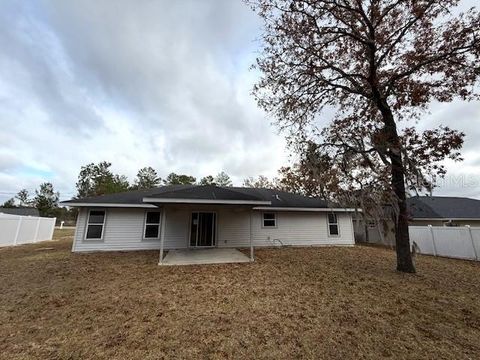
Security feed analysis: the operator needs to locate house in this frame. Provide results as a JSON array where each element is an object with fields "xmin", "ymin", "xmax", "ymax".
[
  {"xmin": 355, "ymin": 196, "xmax": 480, "ymax": 245},
  {"xmin": 407, "ymin": 196, "xmax": 480, "ymax": 227},
  {"xmin": 61, "ymin": 185, "xmax": 356, "ymax": 264},
  {"xmin": 0, "ymin": 207, "xmax": 40, "ymax": 217}
]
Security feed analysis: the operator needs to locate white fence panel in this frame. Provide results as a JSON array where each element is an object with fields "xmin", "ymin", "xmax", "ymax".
[
  {"xmin": 471, "ymin": 228, "xmax": 480, "ymax": 260},
  {"xmin": 0, "ymin": 215, "xmax": 56, "ymax": 247},
  {"xmin": 16, "ymin": 218, "xmax": 38, "ymax": 245},
  {"xmin": 435, "ymin": 227, "xmax": 474, "ymax": 260},
  {"xmin": 410, "ymin": 225, "xmax": 479, "ymax": 261},
  {"xmin": 409, "ymin": 227, "xmax": 435, "ymax": 255},
  {"xmin": 37, "ymin": 218, "xmax": 55, "ymax": 241},
  {"xmin": 0, "ymin": 219, "xmax": 20, "ymax": 247}
]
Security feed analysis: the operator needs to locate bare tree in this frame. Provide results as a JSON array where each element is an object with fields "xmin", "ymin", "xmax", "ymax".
[
  {"xmin": 249, "ymin": 0, "xmax": 479, "ymax": 272},
  {"xmin": 243, "ymin": 175, "xmax": 275, "ymax": 188}
]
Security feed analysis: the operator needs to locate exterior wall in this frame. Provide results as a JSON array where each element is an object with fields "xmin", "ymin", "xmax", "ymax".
[
  {"xmin": 72, "ymin": 206, "xmax": 355, "ymax": 252},
  {"xmin": 73, "ymin": 208, "xmax": 162, "ymax": 252},
  {"xmin": 163, "ymin": 207, "xmax": 190, "ymax": 249},
  {"xmin": 249, "ymin": 211, "xmax": 354, "ymax": 247},
  {"xmin": 411, "ymin": 220, "xmax": 444, "ymax": 227},
  {"xmin": 217, "ymin": 208, "xmax": 251, "ymax": 247}
]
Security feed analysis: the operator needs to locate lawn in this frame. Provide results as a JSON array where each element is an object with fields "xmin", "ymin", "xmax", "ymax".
[{"xmin": 0, "ymin": 230, "xmax": 479, "ymax": 359}]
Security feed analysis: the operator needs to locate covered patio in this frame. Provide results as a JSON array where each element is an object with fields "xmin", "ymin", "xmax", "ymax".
[
  {"xmin": 160, "ymin": 248, "xmax": 251, "ymax": 266},
  {"xmin": 143, "ymin": 185, "xmax": 270, "ymax": 265}
]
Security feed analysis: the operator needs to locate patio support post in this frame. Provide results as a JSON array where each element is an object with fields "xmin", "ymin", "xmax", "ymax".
[
  {"xmin": 250, "ymin": 209, "xmax": 254, "ymax": 261},
  {"xmin": 159, "ymin": 208, "xmax": 167, "ymax": 265}
]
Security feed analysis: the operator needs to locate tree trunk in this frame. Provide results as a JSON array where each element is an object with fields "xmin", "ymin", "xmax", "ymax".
[
  {"xmin": 379, "ymin": 103, "xmax": 416, "ymax": 273},
  {"xmin": 366, "ymin": 32, "xmax": 415, "ymax": 272},
  {"xmin": 389, "ymin": 143, "xmax": 416, "ymax": 273}
]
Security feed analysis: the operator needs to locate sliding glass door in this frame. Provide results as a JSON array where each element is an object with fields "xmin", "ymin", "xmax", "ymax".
[{"xmin": 190, "ymin": 212, "xmax": 216, "ymax": 247}]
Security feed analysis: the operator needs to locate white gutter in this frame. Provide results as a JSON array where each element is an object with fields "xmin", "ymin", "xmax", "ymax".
[
  {"xmin": 142, "ymin": 197, "xmax": 271, "ymax": 205},
  {"xmin": 60, "ymin": 202, "xmax": 158, "ymax": 208},
  {"xmin": 252, "ymin": 207, "xmax": 359, "ymax": 212}
]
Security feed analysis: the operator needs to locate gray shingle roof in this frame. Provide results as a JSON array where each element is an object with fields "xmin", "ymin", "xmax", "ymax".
[
  {"xmin": 62, "ymin": 185, "xmax": 330, "ymax": 208},
  {"xmin": 63, "ymin": 185, "xmax": 193, "ymax": 205},
  {"xmin": 408, "ymin": 196, "xmax": 480, "ymax": 219},
  {"xmin": 147, "ymin": 185, "xmax": 264, "ymax": 202}
]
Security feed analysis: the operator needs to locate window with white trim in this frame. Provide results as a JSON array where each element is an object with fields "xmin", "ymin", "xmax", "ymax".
[
  {"xmin": 144, "ymin": 211, "xmax": 161, "ymax": 238},
  {"xmin": 263, "ymin": 212, "xmax": 276, "ymax": 227},
  {"xmin": 86, "ymin": 210, "xmax": 106, "ymax": 239},
  {"xmin": 328, "ymin": 213, "xmax": 339, "ymax": 236}
]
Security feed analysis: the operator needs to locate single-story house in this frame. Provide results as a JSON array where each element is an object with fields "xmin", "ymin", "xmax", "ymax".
[
  {"xmin": 61, "ymin": 185, "xmax": 356, "ymax": 264},
  {"xmin": 355, "ymin": 196, "xmax": 480, "ymax": 245}
]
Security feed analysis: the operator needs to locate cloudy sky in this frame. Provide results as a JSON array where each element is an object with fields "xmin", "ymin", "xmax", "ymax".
[{"xmin": 0, "ymin": 0, "xmax": 479, "ymax": 203}]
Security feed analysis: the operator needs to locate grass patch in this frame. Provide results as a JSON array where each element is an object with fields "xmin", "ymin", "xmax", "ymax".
[
  {"xmin": 0, "ymin": 235, "xmax": 479, "ymax": 359},
  {"xmin": 52, "ymin": 228, "xmax": 76, "ymax": 240}
]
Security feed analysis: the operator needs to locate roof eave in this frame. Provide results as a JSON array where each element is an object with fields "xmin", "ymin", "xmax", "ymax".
[
  {"xmin": 60, "ymin": 202, "xmax": 158, "ymax": 208},
  {"xmin": 253, "ymin": 206, "xmax": 360, "ymax": 212}
]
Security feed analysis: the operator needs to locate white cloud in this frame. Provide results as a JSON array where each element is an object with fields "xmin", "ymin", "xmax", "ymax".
[
  {"xmin": 0, "ymin": 0, "xmax": 477, "ymax": 203},
  {"xmin": 0, "ymin": 0, "xmax": 287, "ymax": 202}
]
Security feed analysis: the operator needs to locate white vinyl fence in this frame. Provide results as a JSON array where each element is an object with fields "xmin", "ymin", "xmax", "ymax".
[
  {"xmin": 409, "ymin": 225, "xmax": 480, "ymax": 261},
  {"xmin": 0, "ymin": 213, "xmax": 56, "ymax": 247}
]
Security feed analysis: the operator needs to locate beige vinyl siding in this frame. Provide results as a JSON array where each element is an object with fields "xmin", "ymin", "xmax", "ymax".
[
  {"xmin": 73, "ymin": 208, "xmax": 162, "ymax": 252},
  {"xmin": 252, "ymin": 211, "xmax": 353, "ymax": 247},
  {"xmin": 217, "ymin": 208, "xmax": 251, "ymax": 247},
  {"xmin": 73, "ymin": 208, "xmax": 87, "ymax": 245},
  {"xmin": 163, "ymin": 208, "xmax": 190, "ymax": 249},
  {"xmin": 72, "ymin": 206, "xmax": 355, "ymax": 252},
  {"xmin": 217, "ymin": 210, "xmax": 354, "ymax": 248}
]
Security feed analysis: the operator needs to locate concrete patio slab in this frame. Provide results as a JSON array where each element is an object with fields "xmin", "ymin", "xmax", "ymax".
[{"xmin": 161, "ymin": 248, "xmax": 251, "ymax": 266}]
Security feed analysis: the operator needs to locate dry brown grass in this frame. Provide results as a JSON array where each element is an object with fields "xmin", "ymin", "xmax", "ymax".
[{"xmin": 1, "ymin": 230, "xmax": 479, "ymax": 359}]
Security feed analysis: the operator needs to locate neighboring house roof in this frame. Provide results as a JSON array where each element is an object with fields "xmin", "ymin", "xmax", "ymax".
[
  {"xmin": 408, "ymin": 196, "xmax": 480, "ymax": 219},
  {"xmin": 61, "ymin": 185, "xmax": 348, "ymax": 210},
  {"xmin": 0, "ymin": 207, "xmax": 40, "ymax": 217}
]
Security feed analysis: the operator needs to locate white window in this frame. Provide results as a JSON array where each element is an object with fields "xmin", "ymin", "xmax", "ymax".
[
  {"xmin": 263, "ymin": 212, "xmax": 276, "ymax": 227},
  {"xmin": 86, "ymin": 210, "xmax": 106, "ymax": 240},
  {"xmin": 328, "ymin": 213, "xmax": 339, "ymax": 236},
  {"xmin": 144, "ymin": 211, "xmax": 161, "ymax": 239}
]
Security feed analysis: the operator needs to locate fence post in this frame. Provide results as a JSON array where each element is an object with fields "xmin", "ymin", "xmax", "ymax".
[
  {"xmin": 465, "ymin": 225, "xmax": 478, "ymax": 261},
  {"xmin": 428, "ymin": 225, "xmax": 437, "ymax": 256},
  {"xmin": 33, "ymin": 217, "xmax": 41, "ymax": 243},
  {"xmin": 49, "ymin": 218, "xmax": 56, "ymax": 240},
  {"xmin": 13, "ymin": 217, "xmax": 22, "ymax": 246}
]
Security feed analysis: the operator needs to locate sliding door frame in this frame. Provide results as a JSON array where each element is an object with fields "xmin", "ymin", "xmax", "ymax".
[{"xmin": 189, "ymin": 211, "xmax": 217, "ymax": 248}]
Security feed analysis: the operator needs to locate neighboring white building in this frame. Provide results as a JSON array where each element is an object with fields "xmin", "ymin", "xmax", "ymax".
[{"xmin": 61, "ymin": 185, "xmax": 356, "ymax": 263}]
